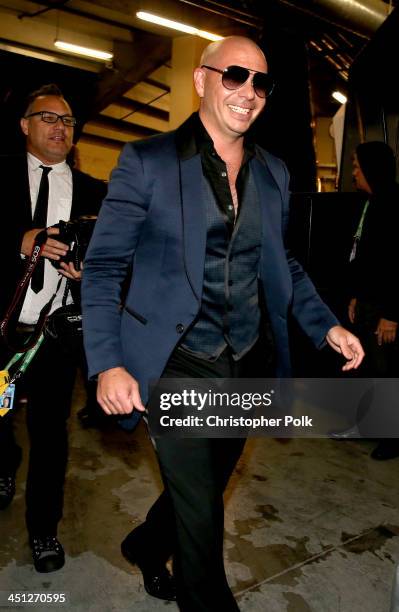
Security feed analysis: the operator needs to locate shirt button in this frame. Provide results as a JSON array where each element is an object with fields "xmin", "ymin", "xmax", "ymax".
[
  {"xmin": 176, "ymin": 324, "xmax": 185, "ymax": 334},
  {"xmin": 228, "ymin": 205, "xmax": 233, "ymax": 211},
  {"xmin": 221, "ymin": 171, "xmax": 227, "ymax": 178},
  {"xmin": 228, "ymin": 280, "xmax": 233, "ymax": 286}
]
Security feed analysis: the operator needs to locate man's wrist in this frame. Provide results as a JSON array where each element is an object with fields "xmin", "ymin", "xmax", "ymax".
[{"xmin": 98, "ymin": 366, "xmax": 126, "ymax": 377}]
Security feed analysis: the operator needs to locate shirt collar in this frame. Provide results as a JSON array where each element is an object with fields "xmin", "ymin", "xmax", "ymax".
[
  {"xmin": 27, "ymin": 152, "xmax": 69, "ymax": 175},
  {"xmin": 176, "ymin": 112, "xmax": 259, "ymax": 162}
]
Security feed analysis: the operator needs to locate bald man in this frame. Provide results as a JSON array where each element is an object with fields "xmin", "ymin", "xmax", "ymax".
[{"xmin": 82, "ymin": 37, "xmax": 363, "ymax": 610}]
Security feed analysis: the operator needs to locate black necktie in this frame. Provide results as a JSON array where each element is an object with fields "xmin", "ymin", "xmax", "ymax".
[{"xmin": 31, "ymin": 165, "xmax": 52, "ymax": 293}]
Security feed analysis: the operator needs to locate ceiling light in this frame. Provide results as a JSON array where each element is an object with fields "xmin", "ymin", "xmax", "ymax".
[
  {"xmin": 54, "ymin": 40, "xmax": 113, "ymax": 61},
  {"xmin": 137, "ymin": 11, "xmax": 223, "ymax": 41},
  {"xmin": 332, "ymin": 91, "xmax": 347, "ymax": 104}
]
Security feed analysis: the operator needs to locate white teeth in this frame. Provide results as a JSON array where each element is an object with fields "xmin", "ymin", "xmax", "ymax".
[{"xmin": 228, "ymin": 105, "xmax": 250, "ymax": 115}]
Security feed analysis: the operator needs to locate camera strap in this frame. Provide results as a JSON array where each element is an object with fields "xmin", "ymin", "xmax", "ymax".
[
  {"xmin": 0, "ymin": 230, "xmax": 63, "ymax": 353},
  {"xmin": 4, "ymin": 334, "xmax": 45, "ymax": 384},
  {"xmin": 0, "ymin": 335, "xmax": 45, "ymax": 416}
]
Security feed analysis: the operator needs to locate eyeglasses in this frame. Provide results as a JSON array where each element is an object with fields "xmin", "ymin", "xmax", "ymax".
[
  {"xmin": 24, "ymin": 111, "xmax": 77, "ymax": 127},
  {"xmin": 201, "ymin": 64, "xmax": 275, "ymax": 98}
]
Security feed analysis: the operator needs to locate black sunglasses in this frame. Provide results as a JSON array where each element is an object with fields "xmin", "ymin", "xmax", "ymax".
[
  {"xmin": 201, "ymin": 64, "xmax": 275, "ymax": 98},
  {"xmin": 24, "ymin": 111, "xmax": 77, "ymax": 127}
]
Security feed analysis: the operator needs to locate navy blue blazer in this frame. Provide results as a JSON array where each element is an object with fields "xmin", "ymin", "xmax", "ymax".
[{"xmin": 82, "ymin": 119, "xmax": 338, "ymax": 403}]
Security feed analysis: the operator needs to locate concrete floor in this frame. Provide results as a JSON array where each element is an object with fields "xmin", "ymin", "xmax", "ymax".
[{"xmin": 1, "ymin": 377, "xmax": 399, "ymax": 612}]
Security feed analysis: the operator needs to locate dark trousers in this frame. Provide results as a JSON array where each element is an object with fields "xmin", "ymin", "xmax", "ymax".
[
  {"xmin": 0, "ymin": 333, "xmax": 78, "ymax": 536},
  {"xmin": 351, "ymin": 301, "xmax": 399, "ymax": 434},
  {"xmin": 144, "ymin": 340, "xmax": 272, "ymax": 612}
]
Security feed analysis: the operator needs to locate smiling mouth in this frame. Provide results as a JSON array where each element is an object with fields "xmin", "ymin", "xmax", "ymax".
[{"xmin": 228, "ymin": 105, "xmax": 251, "ymax": 115}]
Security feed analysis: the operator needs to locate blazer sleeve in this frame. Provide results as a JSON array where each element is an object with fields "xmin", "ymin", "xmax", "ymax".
[
  {"xmin": 0, "ymin": 157, "xmax": 32, "ymax": 318},
  {"xmin": 82, "ymin": 142, "xmax": 152, "ymax": 377}
]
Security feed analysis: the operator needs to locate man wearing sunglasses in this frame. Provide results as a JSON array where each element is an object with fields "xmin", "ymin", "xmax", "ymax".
[
  {"xmin": 83, "ymin": 36, "xmax": 364, "ymax": 610},
  {"xmin": 0, "ymin": 84, "xmax": 106, "ymax": 572}
]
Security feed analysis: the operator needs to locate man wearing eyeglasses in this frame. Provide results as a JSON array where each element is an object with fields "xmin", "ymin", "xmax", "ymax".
[
  {"xmin": 83, "ymin": 36, "xmax": 364, "ymax": 610},
  {"xmin": 0, "ymin": 84, "xmax": 106, "ymax": 572}
]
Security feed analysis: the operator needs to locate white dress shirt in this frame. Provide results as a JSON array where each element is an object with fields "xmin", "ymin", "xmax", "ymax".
[{"xmin": 19, "ymin": 153, "xmax": 73, "ymax": 324}]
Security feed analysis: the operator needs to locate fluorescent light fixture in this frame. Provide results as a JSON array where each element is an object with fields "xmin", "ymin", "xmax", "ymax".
[
  {"xmin": 54, "ymin": 40, "xmax": 113, "ymax": 61},
  {"xmin": 137, "ymin": 11, "xmax": 223, "ymax": 41},
  {"xmin": 332, "ymin": 91, "xmax": 347, "ymax": 104}
]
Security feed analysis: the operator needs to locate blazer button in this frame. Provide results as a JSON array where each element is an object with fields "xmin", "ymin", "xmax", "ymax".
[{"xmin": 176, "ymin": 324, "xmax": 185, "ymax": 334}]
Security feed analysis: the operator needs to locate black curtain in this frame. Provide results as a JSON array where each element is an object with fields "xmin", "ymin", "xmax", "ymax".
[{"xmin": 250, "ymin": 25, "xmax": 317, "ymax": 193}]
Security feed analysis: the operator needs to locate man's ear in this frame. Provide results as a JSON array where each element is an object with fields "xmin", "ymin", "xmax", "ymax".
[
  {"xmin": 193, "ymin": 67, "xmax": 205, "ymax": 98},
  {"xmin": 20, "ymin": 117, "xmax": 29, "ymax": 136}
]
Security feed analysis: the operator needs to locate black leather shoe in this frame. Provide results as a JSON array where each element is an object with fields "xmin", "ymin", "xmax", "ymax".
[
  {"xmin": 121, "ymin": 527, "xmax": 176, "ymax": 601},
  {"xmin": 371, "ymin": 440, "xmax": 399, "ymax": 461},
  {"xmin": 0, "ymin": 475, "xmax": 16, "ymax": 510},
  {"xmin": 30, "ymin": 536, "xmax": 65, "ymax": 573}
]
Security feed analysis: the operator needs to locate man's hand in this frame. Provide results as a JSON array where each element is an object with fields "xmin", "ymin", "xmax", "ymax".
[
  {"xmin": 21, "ymin": 227, "xmax": 69, "ymax": 261},
  {"xmin": 348, "ymin": 298, "xmax": 357, "ymax": 324},
  {"xmin": 59, "ymin": 261, "xmax": 82, "ymax": 280},
  {"xmin": 375, "ymin": 318, "xmax": 398, "ymax": 345},
  {"xmin": 326, "ymin": 325, "xmax": 365, "ymax": 371},
  {"xmin": 97, "ymin": 367, "xmax": 145, "ymax": 415}
]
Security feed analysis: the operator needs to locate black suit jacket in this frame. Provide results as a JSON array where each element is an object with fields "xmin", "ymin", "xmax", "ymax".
[
  {"xmin": 1, "ymin": 154, "xmax": 107, "ymax": 319},
  {"xmin": 349, "ymin": 185, "xmax": 399, "ymax": 322}
]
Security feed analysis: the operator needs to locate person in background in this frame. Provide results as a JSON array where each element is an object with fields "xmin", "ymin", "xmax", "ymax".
[
  {"xmin": 0, "ymin": 84, "xmax": 107, "ymax": 571},
  {"xmin": 348, "ymin": 141, "xmax": 399, "ymax": 459}
]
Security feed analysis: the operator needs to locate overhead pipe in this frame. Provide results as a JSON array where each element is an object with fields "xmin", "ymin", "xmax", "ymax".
[
  {"xmin": 277, "ymin": 0, "xmax": 390, "ymax": 37},
  {"xmin": 177, "ymin": 0, "xmax": 390, "ymax": 37}
]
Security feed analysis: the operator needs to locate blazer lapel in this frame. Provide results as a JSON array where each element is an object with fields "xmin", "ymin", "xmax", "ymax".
[
  {"xmin": 16, "ymin": 156, "xmax": 33, "ymax": 228},
  {"xmin": 179, "ymin": 154, "xmax": 207, "ymax": 303}
]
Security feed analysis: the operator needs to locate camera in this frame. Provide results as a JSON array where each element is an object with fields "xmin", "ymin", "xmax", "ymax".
[{"xmin": 51, "ymin": 216, "xmax": 97, "ymax": 270}]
